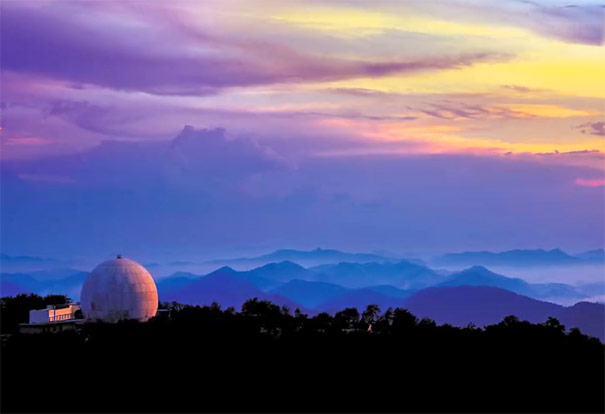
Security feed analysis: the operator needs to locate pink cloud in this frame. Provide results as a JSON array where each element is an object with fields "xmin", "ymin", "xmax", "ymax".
[{"xmin": 575, "ymin": 178, "xmax": 605, "ymax": 187}]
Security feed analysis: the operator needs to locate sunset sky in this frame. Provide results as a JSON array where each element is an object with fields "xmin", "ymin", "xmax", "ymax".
[{"xmin": 1, "ymin": 1, "xmax": 604, "ymax": 259}]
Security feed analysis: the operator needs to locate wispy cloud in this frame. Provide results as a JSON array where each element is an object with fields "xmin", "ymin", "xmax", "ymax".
[
  {"xmin": 577, "ymin": 121, "xmax": 605, "ymax": 137},
  {"xmin": 575, "ymin": 178, "xmax": 605, "ymax": 187},
  {"xmin": 1, "ymin": 3, "xmax": 506, "ymax": 96}
]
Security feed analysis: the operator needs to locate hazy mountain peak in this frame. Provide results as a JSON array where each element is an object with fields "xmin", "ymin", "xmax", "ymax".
[
  {"xmin": 258, "ymin": 261, "xmax": 306, "ymax": 270},
  {"xmin": 207, "ymin": 266, "xmax": 238, "ymax": 276},
  {"xmin": 461, "ymin": 265, "xmax": 494, "ymax": 274}
]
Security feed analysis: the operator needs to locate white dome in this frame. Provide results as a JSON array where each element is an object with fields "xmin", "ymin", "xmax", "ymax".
[{"xmin": 81, "ymin": 256, "xmax": 158, "ymax": 322}]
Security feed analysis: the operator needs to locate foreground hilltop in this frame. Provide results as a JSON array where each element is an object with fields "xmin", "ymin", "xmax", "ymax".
[{"xmin": 2, "ymin": 298, "xmax": 603, "ymax": 413}]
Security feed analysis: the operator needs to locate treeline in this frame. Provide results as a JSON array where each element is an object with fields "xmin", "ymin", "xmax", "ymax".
[{"xmin": 1, "ymin": 295, "xmax": 604, "ymax": 413}]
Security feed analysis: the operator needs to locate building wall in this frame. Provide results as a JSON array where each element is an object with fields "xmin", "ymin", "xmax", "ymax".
[{"xmin": 29, "ymin": 304, "xmax": 80, "ymax": 324}]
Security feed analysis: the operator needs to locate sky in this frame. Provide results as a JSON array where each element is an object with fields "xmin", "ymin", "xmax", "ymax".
[{"xmin": 1, "ymin": 0, "xmax": 604, "ymax": 261}]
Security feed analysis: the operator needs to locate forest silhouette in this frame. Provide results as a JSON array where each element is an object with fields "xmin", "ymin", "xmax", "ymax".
[{"xmin": 1, "ymin": 294, "xmax": 604, "ymax": 413}]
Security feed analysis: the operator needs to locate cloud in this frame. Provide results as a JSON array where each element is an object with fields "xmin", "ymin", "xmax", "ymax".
[
  {"xmin": 501, "ymin": 85, "xmax": 544, "ymax": 93},
  {"xmin": 401, "ymin": 0, "xmax": 605, "ymax": 45},
  {"xmin": 1, "ymin": 126, "xmax": 291, "ymax": 189},
  {"xmin": 418, "ymin": 102, "xmax": 596, "ymax": 120},
  {"xmin": 577, "ymin": 121, "xmax": 605, "ymax": 137},
  {"xmin": 2, "ymin": 127, "xmax": 603, "ymax": 257},
  {"xmin": 46, "ymin": 100, "xmax": 152, "ymax": 139},
  {"xmin": 164, "ymin": 126, "xmax": 292, "ymax": 186},
  {"xmin": 0, "ymin": 3, "xmax": 507, "ymax": 95},
  {"xmin": 575, "ymin": 178, "xmax": 605, "ymax": 187},
  {"xmin": 532, "ymin": 2, "xmax": 604, "ymax": 45}
]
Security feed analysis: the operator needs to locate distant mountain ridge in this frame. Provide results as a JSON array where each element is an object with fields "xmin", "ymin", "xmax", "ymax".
[
  {"xmin": 207, "ymin": 248, "xmax": 395, "ymax": 267},
  {"xmin": 575, "ymin": 248, "xmax": 605, "ymax": 262},
  {"xmin": 1, "ymin": 270, "xmax": 88, "ymax": 300},
  {"xmin": 432, "ymin": 248, "xmax": 604, "ymax": 267}
]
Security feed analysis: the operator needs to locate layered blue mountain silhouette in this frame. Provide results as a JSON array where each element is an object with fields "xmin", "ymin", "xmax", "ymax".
[
  {"xmin": 1, "ymin": 270, "xmax": 87, "ymax": 299},
  {"xmin": 310, "ymin": 260, "xmax": 442, "ymax": 289},
  {"xmin": 160, "ymin": 267, "xmax": 299, "ymax": 310},
  {"xmin": 436, "ymin": 266, "xmax": 585, "ymax": 301}
]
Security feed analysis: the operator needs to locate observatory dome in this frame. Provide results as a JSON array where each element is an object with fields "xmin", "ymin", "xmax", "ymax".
[{"xmin": 81, "ymin": 256, "xmax": 158, "ymax": 322}]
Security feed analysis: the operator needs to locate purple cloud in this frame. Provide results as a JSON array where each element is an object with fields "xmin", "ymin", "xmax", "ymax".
[
  {"xmin": 1, "ymin": 126, "xmax": 290, "ymax": 189},
  {"xmin": 1, "ymin": 3, "xmax": 507, "ymax": 95},
  {"xmin": 534, "ymin": 3, "xmax": 604, "ymax": 46}
]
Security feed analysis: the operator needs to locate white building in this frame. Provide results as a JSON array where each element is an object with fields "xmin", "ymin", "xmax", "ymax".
[
  {"xmin": 19, "ymin": 303, "xmax": 82, "ymax": 334},
  {"xmin": 29, "ymin": 303, "xmax": 81, "ymax": 324}
]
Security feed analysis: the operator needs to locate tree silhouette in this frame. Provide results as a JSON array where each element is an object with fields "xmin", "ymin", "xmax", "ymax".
[
  {"xmin": 361, "ymin": 304, "xmax": 380, "ymax": 328},
  {"xmin": 334, "ymin": 307, "xmax": 360, "ymax": 331},
  {"xmin": 501, "ymin": 314, "xmax": 520, "ymax": 327},
  {"xmin": 1, "ymin": 296, "xmax": 603, "ymax": 413},
  {"xmin": 544, "ymin": 316, "xmax": 565, "ymax": 333}
]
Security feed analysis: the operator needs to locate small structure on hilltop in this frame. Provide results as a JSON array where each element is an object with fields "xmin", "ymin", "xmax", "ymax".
[
  {"xmin": 19, "ymin": 303, "xmax": 82, "ymax": 334},
  {"xmin": 80, "ymin": 255, "xmax": 158, "ymax": 322}
]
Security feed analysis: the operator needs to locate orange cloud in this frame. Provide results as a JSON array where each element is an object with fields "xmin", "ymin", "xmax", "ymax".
[{"xmin": 3, "ymin": 137, "xmax": 49, "ymax": 146}]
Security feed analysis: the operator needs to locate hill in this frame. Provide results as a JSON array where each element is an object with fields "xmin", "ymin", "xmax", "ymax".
[
  {"xmin": 403, "ymin": 286, "xmax": 604, "ymax": 341},
  {"xmin": 270, "ymin": 279, "xmax": 346, "ymax": 308},
  {"xmin": 437, "ymin": 266, "xmax": 585, "ymax": 302}
]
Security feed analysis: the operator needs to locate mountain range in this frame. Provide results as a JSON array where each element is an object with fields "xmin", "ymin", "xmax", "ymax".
[
  {"xmin": 432, "ymin": 248, "xmax": 604, "ymax": 267},
  {"xmin": 3, "ymin": 258, "xmax": 594, "ymax": 306},
  {"xmin": 159, "ymin": 271, "xmax": 603, "ymax": 340},
  {"xmin": 206, "ymin": 248, "xmax": 395, "ymax": 267},
  {"xmin": 2, "ymin": 250, "xmax": 603, "ymax": 341}
]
